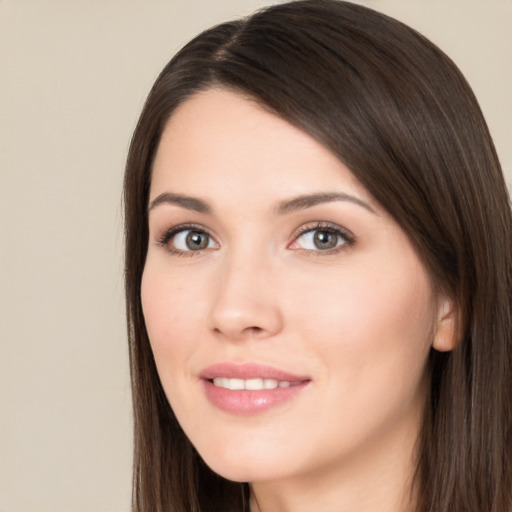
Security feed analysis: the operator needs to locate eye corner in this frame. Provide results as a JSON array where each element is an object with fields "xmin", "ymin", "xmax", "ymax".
[
  {"xmin": 288, "ymin": 221, "xmax": 356, "ymax": 254},
  {"xmin": 155, "ymin": 223, "xmax": 219, "ymax": 256}
]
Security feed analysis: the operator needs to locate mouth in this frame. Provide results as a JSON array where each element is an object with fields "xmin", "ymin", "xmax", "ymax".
[
  {"xmin": 210, "ymin": 377, "xmax": 303, "ymax": 390},
  {"xmin": 200, "ymin": 363, "xmax": 311, "ymax": 415}
]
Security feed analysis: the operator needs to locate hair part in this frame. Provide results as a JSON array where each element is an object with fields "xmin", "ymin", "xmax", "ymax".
[{"xmin": 124, "ymin": 1, "xmax": 512, "ymax": 510}]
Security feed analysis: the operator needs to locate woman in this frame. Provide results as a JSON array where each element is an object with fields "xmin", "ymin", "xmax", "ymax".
[{"xmin": 123, "ymin": 1, "xmax": 512, "ymax": 511}]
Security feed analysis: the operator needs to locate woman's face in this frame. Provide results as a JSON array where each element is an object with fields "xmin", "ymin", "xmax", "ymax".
[{"xmin": 142, "ymin": 88, "xmax": 453, "ymax": 485}]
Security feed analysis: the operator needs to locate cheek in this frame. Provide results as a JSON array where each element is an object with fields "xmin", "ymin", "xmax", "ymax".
[
  {"xmin": 140, "ymin": 265, "xmax": 210, "ymax": 430},
  {"xmin": 141, "ymin": 271, "xmax": 171, "ymax": 345},
  {"xmin": 295, "ymin": 260, "xmax": 434, "ymax": 333},
  {"xmin": 140, "ymin": 267, "xmax": 204, "ymax": 367},
  {"xmin": 292, "ymin": 257, "xmax": 436, "ymax": 396},
  {"xmin": 280, "ymin": 266, "xmax": 436, "ymax": 465}
]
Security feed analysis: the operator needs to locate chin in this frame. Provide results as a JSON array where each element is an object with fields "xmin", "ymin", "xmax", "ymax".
[{"xmin": 196, "ymin": 440, "xmax": 295, "ymax": 483}]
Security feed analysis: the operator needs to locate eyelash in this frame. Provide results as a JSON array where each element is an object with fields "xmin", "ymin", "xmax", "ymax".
[
  {"xmin": 290, "ymin": 222, "xmax": 356, "ymax": 255},
  {"xmin": 157, "ymin": 223, "xmax": 216, "ymax": 257},
  {"xmin": 156, "ymin": 221, "xmax": 356, "ymax": 256}
]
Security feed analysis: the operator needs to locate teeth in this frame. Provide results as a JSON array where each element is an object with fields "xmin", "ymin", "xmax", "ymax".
[
  {"xmin": 246, "ymin": 378, "xmax": 265, "ymax": 390},
  {"xmin": 228, "ymin": 378, "xmax": 245, "ymax": 390},
  {"xmin": 212, "ymin": 377, "xmax": 291, "ymax": 390},
  {"xmin": 263, "ymin": 379, "xmax": 279, "ymax": 389}
]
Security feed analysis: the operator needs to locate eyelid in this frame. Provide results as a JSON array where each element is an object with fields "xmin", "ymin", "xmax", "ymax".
[
  {"xmin": 156, "ymin": 222, "xmax": 219, "ymax": 255},
  {"xmin": 288, "ymin": 221, "xmax": 356, "ymax": 253},
  {"xmin": 154, "ymin": 220, "xmax": 355, "ymax": 255}
]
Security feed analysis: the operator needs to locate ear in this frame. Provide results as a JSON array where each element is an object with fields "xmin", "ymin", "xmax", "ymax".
[{"xmin": 432, "ymin": 296, "xmax": 458, "ymax": 352}]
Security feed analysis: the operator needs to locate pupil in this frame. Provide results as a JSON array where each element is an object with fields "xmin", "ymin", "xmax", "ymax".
[
  {"xmin": 314, "ymin": 230, "xmax": 337, "ymax": 249},
  {"xmin": 186, "ymin": 231, "xmax": 208, "ymax": 250}
]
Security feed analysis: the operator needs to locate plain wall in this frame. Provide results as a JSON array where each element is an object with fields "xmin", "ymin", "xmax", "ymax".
[{"xmin": 0, "ymin": 1, "xmax": 510, "ymax": 511}]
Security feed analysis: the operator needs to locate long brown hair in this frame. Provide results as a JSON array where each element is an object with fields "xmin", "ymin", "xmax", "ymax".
[{"xmin": 124, "ymin": 1, "xmax": 512, "ymax": 510}]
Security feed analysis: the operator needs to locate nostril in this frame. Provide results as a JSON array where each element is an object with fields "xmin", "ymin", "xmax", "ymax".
[
  {"xmin": 244, "ymin": 326, "xmax": 266, "ymax": 336},
  {"xmin": 208, "ymin": 295, "xmax": 284, "ymax": 340}
]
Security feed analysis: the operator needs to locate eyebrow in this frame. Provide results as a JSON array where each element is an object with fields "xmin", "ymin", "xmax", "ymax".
[
  {"xmin": 275, "ymin": 192, "xmax": 376, "ymax": 215},
  {"xmin": 148, "ymin": 193, "xmax": 212, "ymax": 214},
  {"xmin": 148, "ymin": 191, "xmax": 376, "ymax": 216}
]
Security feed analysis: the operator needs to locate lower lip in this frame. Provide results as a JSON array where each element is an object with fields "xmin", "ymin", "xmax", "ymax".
[{"xmin": 202, "ymin": 380, "xmax": 309, "ymax": 415}]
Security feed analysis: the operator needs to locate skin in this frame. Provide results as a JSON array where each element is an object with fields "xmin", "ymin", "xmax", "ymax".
[{"xmin": 141, "ymin": 88, "xmax": 456, "ymax": 512}]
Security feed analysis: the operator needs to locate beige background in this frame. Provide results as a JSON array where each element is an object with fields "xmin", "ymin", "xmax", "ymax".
[{"xmin": 0, "ymin": 1, "xmax": 510, "ymax": 511}]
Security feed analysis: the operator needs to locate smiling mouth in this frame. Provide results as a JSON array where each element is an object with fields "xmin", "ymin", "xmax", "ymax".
[
  {"xmin": 200, "ymin": 363, "xmax": 311, "ymax": 413},
  {"xmin": 211, "ymin": 377, "xmax": 304, "ymax": 391}
]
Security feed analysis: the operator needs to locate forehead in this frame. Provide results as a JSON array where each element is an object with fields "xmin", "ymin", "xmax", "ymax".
[{"xmin": 150, "ymin": 88, "xmax": 373, "ymax": 209}]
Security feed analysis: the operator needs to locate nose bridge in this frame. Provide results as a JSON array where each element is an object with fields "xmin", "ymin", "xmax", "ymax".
[{"xmin": 208, "ymin": 242, "xmax": 283, "ymax": 340}]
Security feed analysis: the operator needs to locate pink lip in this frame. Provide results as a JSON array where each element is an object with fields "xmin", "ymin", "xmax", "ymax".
[
  {"xmin": 200, "ymin": 362, "xmax": 308, "ymax": 382},
  {"xmin": 199, "ymin": 363, "xmax": 311, "ymax": 415}
]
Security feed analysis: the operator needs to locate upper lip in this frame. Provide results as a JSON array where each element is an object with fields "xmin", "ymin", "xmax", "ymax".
[{"xmin": 199, "ymin": 362, "xmax": 310, "ymax": 382}]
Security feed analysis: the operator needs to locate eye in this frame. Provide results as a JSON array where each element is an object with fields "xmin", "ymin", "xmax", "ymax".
[
  {"xmin": 289, "ymin": 223, "xmax": 355, "ymax": 252},
  {"xmin": 158, "ymin": 225, "xmax": 218, "ymax": 254},
  {"xmin": 174, "ymin": 229, "xmax": 215, "ymax": 251}
]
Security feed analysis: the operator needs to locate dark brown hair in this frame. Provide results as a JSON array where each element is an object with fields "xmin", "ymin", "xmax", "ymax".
[{"xmin": 124, "ymin": 1, "xmax": 512, "ymax": 510}]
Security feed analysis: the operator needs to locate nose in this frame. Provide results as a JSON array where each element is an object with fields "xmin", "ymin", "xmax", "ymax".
[{"xmin": 208, "ymin": 251, "xmax": 284, "ymax": 341}]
